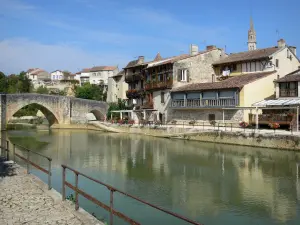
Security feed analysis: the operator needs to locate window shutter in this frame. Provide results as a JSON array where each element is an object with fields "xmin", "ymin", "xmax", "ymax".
[
  {"xmin": 177, "ymin": 69, "xmax": 181, "ymax": 81},
  {"xmin": 186, "ymin": 70, "xmax": 190, "ymax": 82}
]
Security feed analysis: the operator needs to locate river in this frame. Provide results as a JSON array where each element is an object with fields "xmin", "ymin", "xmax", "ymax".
[{"xmin": 5, "ymin": 129, "xmax": 300, "ymax": 225}]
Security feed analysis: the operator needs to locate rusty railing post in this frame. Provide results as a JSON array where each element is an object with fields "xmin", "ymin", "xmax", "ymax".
[
  {"xmin": 110, "ymin": 189, "xmax": 114, "ymax": 225},
  {"xmin": 26, "ymin": 149, "xmax": 30, "ymax": 174},
  {"xmin": 6, "ymin": 140, "xmax": 9, "ymax": 161},
  {"xmin": 75, "ymin": 172, "xmax": 79, "ymax": 210},
  {"xmin": 13, "ymin": 144, "xmax": 16, "ymax": 163},
  {"xmin": 62, "ymin": 166, "xmax": 66, "ymax": 200},
  {"xmin": 48, "ymin": 159, "xmax": 52, "ymax": 190}
]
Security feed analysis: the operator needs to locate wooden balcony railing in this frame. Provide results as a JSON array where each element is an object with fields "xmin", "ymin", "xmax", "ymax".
[
  {"xmin": 171, "ymin": 98, "xmax": 237, "ymax": 108},
  {"xmin": 279, "ymin": 89, "xmax": 298, "ymax": 97},
  {"xmin": 144, "ymin": 79, "xmax": 173, "ymax": 90},
  {"xmin": 125, "ymin": 73, "xmax": 144, "ymax": 83}
]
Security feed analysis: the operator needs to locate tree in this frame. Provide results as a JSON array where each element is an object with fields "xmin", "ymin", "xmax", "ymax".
[
  {"xmin": 107, "ymin": 99, "xmax": 130, "ymax": 119},
  {"xmin": 75, "ymin": 83, "xmax": 106, "ymax": 101},
  {"xmin": 36, "ymin": 86, "xmax": 49, "ymax": 94},
  {"xmin": 0, "ymin": 71, "xmax": 7, "ymax": 93}
]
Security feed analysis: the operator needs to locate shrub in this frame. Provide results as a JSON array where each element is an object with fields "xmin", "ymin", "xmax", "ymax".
[{"xmin": 239, "ymin": 121, "xmax": 249, "ymax": 128}]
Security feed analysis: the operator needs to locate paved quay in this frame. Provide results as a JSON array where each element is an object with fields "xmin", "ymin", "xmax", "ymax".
[{"xmin": 0, "ymin": 164, "xmax": 103, "ymax": 225}]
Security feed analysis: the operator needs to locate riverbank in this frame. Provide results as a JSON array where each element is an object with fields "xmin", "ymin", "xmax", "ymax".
[
  {"xmin": 65, "ymin": 122, "xmax": 300, "ymax": 151},
  {"xmin": 0, "ymin": 163, "xmax": 103, "ymax": 225}
]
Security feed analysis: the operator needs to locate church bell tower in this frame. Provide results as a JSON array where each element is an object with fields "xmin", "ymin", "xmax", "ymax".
[{"xmin": 248, "ymin": 17, "xmax": 257, "ymax": 51}]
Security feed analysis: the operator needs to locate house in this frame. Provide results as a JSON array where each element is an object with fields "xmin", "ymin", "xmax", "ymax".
[
  {"xmin": 169, "ymin": 18, "xmax": 300, "ymax": 124},
  {"xmin": 50, "ymin": 70, "xmax": 64, "ymax": 81},
  {"xmin": 107, "ymin": 70, "xmax": 128, "ymax": 102},
  {"xmin": 252, "ymin": 69, "xmax": 300, "ymax": 130},
  {"xmin": 124, "ymin": 45, "xmax": 225, "ymax": 123},
  {"xmin": 89, "ymin": 66, "xmax": 119, "ymax": 86},
  {"xmin": 79, "ymin": 68, "xmax": 91, "ymax": 85},
  {"xmin": 170, "ymin": 71, "xmax": 277, "ymax": 123},
  {"xmin": 26, "ymin": 68, "xmax": 50, "ymax": 81}
]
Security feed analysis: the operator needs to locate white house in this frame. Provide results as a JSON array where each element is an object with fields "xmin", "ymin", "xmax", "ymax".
[
  {"xmin": 89, "ymin": 66, "xmax": 119, "ymax": 86},
  {"xmin": 26, "ymin": 68, "xmax": 50, "ymax": 81},
  {"xmin": 50, "ymin": 70, "xmax": 64, "ymax": 81}
]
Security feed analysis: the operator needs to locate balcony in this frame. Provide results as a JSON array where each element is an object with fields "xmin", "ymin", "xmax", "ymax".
[
  {"xmin": 144, "ymin": 79, "xmax": 173, "ymax": 91},
  {"xmin": 125, "ymin": 73, "xmax": 144, "ymax": 83},
  {"xmin": 279, "ymin": 89, "xmax": 298, "ymax": 97},
  {"xmin": 171, "ymin": 98, "xmax": 237, "ymax": 108},
  {"xmin": 126, "ymin": 89, "xmax": 140, "ymax": 99},
  {"xmin": 249, "ymin": 113, "xmax": 294, "ymax": 126}
]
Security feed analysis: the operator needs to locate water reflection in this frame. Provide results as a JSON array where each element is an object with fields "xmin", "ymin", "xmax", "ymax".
[{"xmin": 7, "ymin": 130, "xmax": 300, "ymax": 225}]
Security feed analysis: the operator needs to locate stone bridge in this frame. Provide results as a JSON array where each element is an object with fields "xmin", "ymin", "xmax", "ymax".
[{"xmin": 0, "ymin": 94, "xmax": 109, "ymax": 130}]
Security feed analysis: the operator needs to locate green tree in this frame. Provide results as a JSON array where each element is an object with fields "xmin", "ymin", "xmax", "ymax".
[
  {"xmin": 0, "ymin": 71, "xmax": 7, "ymax": 92},
  {"xmin": 75, "ymin": 83, "xmax": 106, "ymax": 101},
  {"xmin": 36, "ymin": 86, "xmax": 49, "ymax": 94},
  {"xmin": 107, "ymin": 99, "xmax": 130, "ymax": 119}
]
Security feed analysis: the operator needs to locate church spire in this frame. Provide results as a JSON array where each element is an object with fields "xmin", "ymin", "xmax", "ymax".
[{"xmin": 248, "ymin": 17, "xmax": 257, "ymax": 51}]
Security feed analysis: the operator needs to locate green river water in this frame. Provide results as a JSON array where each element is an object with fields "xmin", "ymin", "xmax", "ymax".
[{"xmin": 5, "ymin": 129, "xmax": 300, "ymax": 225}]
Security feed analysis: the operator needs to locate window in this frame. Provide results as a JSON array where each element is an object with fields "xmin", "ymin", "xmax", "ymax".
[
  {"xmin": 202, "ymin": 91, "xmax": 216, "ymax": 99},
  {"xmin": 208, "ymin": 114, "xmax": 215, "ymax": 121},
  {"xmin": 276, "ymin": 59, "xmax": 279, "ymax": 68},
  {"xmin": 178, "ymin": 69, "xmax": 188, "ymax": 81},
  {"xmin": 279, "ymin": 82, "xmax": 298, "ymax": 97},
  {"xmin": 161, "ymin": 92, "xmax": 165, "ymax": 103}
]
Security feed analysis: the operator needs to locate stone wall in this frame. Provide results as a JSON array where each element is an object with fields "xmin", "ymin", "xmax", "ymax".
[
  {"xmin": 168, "ymin": 109, "xmax": 244, "ymax": 123},
  {"xmin": 173, "ymin": 48, "xmax": 224, "ymax": 88}
]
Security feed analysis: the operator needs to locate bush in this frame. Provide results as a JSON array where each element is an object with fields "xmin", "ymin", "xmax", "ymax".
[{"xmin": 239, "ymin": 121, "xmax": 249, "ymax": 128}]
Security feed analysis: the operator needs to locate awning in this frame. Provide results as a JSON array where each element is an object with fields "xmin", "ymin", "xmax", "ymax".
[{"xmin": 253, "ymin": 98, "xmax": 300, "ymax": 107}]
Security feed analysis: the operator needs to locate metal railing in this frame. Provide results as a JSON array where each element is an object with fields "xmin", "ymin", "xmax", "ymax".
[
  {"xmin": 12, "ymin": 143, "xmax": 52, "ymax": 190},
  {"xmin": 62, "ymin": 164, "xmax": 203, "ymax": 225}
]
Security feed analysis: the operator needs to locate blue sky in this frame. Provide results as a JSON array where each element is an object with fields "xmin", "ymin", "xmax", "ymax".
[{"xmin": 1, "ymin": 0, "xmax": 300, "ymax": 74}]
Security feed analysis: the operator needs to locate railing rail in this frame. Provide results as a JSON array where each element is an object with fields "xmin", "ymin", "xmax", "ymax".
[
  {"xmin": 62, "ymin": 164, "xmax": 203, "ymax": 225},
  {"xmin": 171, "ymin": 99, "xmax": 236, "ymax": 108},
  {"xmin": 11, "ymin": 142, "xmax": 52, "ymax": 190}
]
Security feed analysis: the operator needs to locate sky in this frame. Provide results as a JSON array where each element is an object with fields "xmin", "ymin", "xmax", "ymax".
[{"xmin": 1, "ymin": 0, "xmax": 300, "ymax": 74}]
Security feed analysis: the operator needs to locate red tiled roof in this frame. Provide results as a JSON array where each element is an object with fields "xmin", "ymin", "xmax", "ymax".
[
  {"xmin": 275, "ymin": 69, "xmax": 300, "ymax": 82},
  {"xmin": 31, "ymin": 69, "xmax": 46, "ymax": 75},
  {"xmin": 213, "ymin": 47, "xmax": 279, "ymax": 65},
  {"xmin": 172, "ymin": 71, "xmax": 276, "ymax": 92},
  {"xmin": 81, "ymin": 68, "xmax": 91, "ymax": 73},
  {"xmin": 90, "ymin": 66, "xmax": 117, "ymax": 72}
]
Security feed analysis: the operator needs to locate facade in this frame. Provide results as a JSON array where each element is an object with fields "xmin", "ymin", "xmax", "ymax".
[
  {"xmin": 26, "ymin": 68, "xmax": 50, "ymax": 81},
  {"xmin": 89, "ymin": 66, "xmax": 118, "ymax": 86},
  {"xmin": 253, "ymin": 69, "xmax": 300, "ymax": 129},
  {"xmin": 107, "ymin": 70, "xmax": 128, "ymax": 102},
  {"xmin": 50, "ymin": 70, "xmax": 64, "ymax": 81},
  {"xmin": 79, "ymin": 68, "xmax": 91, "ymax": 85},
  {"xmin": 170, "ymin": 71, "xmax": 277, "ymax": 122},
  {"xmin": 124, "ymin": 45, "xmax": 225, "ymax": 123}
]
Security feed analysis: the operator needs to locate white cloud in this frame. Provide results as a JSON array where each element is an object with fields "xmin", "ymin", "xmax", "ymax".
[{"xmin": 0, "ymin": 38, "xmax": 131, "ymax": 74}]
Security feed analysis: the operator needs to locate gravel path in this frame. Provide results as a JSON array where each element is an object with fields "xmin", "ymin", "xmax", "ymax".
[{"xmin": 0, "ymin": 165, "xmax": 103, "ymax": 225}]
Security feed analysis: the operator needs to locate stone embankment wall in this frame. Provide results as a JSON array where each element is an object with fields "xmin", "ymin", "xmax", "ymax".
[{"xmin": 53, "ymin": 122, "xmax": 300, "ymax": 151}]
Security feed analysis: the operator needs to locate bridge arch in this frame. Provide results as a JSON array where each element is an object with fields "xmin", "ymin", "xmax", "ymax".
[
  {"xmin": 7, "ymin": 103, "xmax": 59, "ymax": 126},
  {"xmin": 89, "ymin": 108, "xmax": 106, "ymax": 121}
]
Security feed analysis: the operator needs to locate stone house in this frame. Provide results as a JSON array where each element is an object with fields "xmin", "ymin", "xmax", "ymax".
[
  {"xmin": 79, "ymin": 68, "xmax": 91, "ymax": 85},
  {"xmin": 123, "ymin": 45, "xmax": 225, "ymax": 123},
  {"xmin": 107, "ymin": 70, "xmax": 128, "ymax": 102}
]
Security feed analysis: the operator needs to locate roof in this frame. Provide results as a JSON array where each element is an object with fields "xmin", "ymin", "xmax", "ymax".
[
  {"xmin": 172, "ymin": 71, "xmax": 276, "ymax": 92},
  {"xmin": 90, "ymin": 66, "xmax": 117, "ymax": 72},
  {"xmin": 275, "ymin": 69, "xmax": 300, "ymax": 82},
  {"xmin": 153, "ymin": 52, "xmax": 162, "ymax": 61},
  {"xmin": 146, "ymin": 54, "xmax": 191, "ymax": 68},
  {"xmin": 253, "ymin": 98, "xmax": 300, "ymax": 107},
  {"xmin": 213, "ymin": 47, "xmax": 279, "ymax": 65},
  {"xmin": 112, "ymin": 70, "xmax": 125, "ymax": 78},
  {"xmin": 30, "ymin": 69, "xmax": 46, "ymax": 75},
  {"xmin": 124, "ymin": 59, "xmax": 146, "ymax": 69},
  {"xmin": 26, "ymin": 68, "xmax": 35, "ymax": 73},
  {"xmin": 81, "ymin": 68, "xmax": 91, "ymax": 73},
  {"xmin": 51, "ymin": 70, "xmax": 62, "ymax": 73}
]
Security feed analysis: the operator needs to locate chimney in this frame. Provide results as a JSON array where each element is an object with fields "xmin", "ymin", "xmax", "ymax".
[
  {"xmin": 206, "ymin": 45, "xmax": 216, "ymax": 51},
  {"xmin": 289, "ymin": 46, "xmax": 297, "ymax": 56},
  {"xmin": 137, "ymin": 56, "xmax": 144, "ymax": 64},
  {"xmin": 189, "ymin": 44, "xmax": 199, "ymax": 56},
  {"xmin": 277, "ymin": 39, "xmax": 286, "ymax": 48}
]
